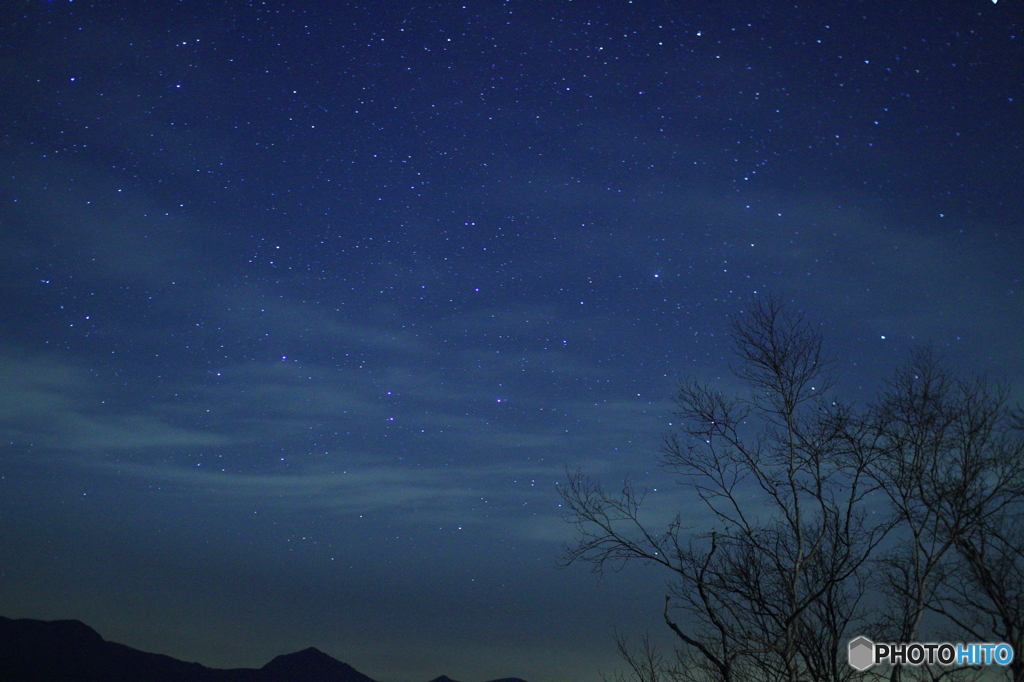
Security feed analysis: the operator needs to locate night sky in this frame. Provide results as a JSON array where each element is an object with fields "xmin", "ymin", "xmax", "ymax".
[{"xmin": 1, "ymin": 1, "xmax": 1021, "ymax": 681}]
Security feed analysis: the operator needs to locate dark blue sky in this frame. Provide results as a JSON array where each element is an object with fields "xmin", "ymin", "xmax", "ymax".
[{"xmin": 1, "ymin": 2, "xmax": 1021, "ymax": 681}]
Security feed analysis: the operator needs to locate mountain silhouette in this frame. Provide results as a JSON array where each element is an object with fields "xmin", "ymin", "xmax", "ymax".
[
  {"xmin": 261, "ymin": 647, "xmax": 377, "ymax": 682},
  {"xmin": 428, "ymin": 671, "xmax": 532, "ymax": 675},
  {"xmin": 0, "ymin": 616, "xmax": 221, "ymax": 682},
  {"xmin": 0, "ymin": 616, "xmax": 530, "ymax": 682}
]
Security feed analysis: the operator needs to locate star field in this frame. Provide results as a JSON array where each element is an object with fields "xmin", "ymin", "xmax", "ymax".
[{"xmin": 0, "ymin": 2, "xmax": 1021, "ymax": 681}]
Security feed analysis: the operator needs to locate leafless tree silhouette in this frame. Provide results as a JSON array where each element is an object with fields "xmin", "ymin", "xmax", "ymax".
[
  {"xmin": 560, "ymin": 296, "xmax": 1024, "ymax": 682},
  {"xmin": 864, "ymin": 349, "xmax": 1024, "ymax": 682}
]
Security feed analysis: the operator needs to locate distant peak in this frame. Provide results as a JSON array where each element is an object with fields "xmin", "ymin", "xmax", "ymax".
[
  {"xmin": 273, "ymin": 646, "xmax": 330, "ymax": 660},
  {"xmin": 262, "ymin": 646, "xmax": 378, "ymax": 682},
  {"xmin": 262, "ymin": 646, "xmax": 337, "ymax": 668}
]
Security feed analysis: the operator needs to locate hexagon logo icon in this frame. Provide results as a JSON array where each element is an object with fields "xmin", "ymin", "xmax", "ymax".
[{"xmin": 848, "ymin": 636, "xmax": 875, "ymax": 671}]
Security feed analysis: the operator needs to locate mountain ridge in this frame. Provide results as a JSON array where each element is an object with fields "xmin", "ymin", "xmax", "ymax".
[{"xmin": 0, "ymin": 616, "xmax": 530, "ymax": 682}]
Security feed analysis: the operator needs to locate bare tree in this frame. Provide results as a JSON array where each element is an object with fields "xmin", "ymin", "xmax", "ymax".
[
  {"xmin": 560, "ymin": 297, "xmax": 1024, "ymax": 682},
  {"xmin": 560, "ymin": 296, "xmax": 891, "ymax": 682},
  {"xmin": 601, "ymin": 633, "xmax": 674, "ymax": 682},
  {"xmin": 865, "ymin": 349, "xmax": 1024, "ymax": 682},
  {"xmin": 943, "ymin": 510, "xmax": 1024, "ymax": 682}
]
